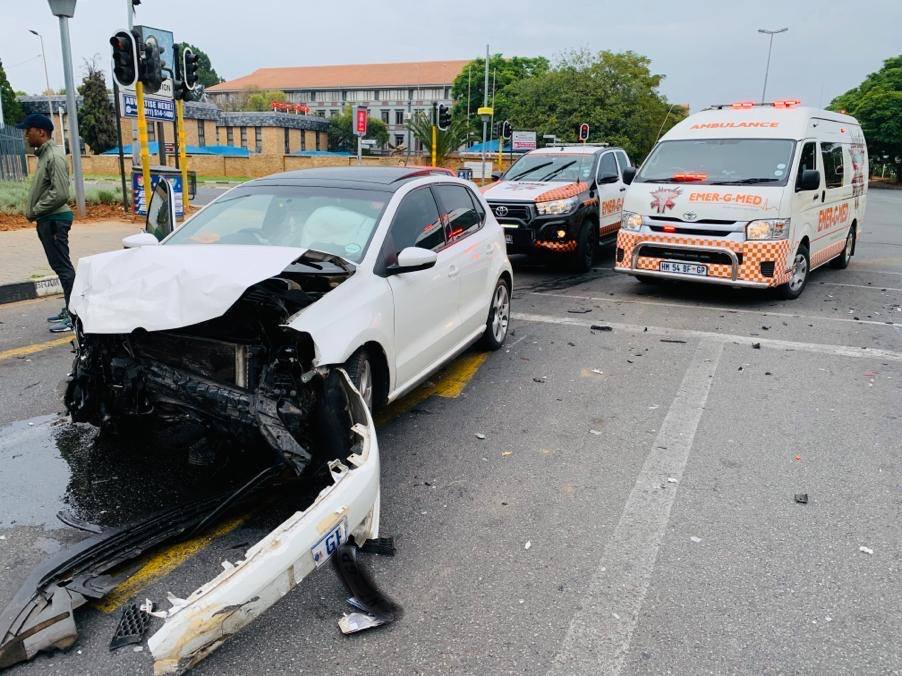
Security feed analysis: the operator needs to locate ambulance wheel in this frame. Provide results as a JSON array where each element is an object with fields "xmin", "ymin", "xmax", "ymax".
[
  {"xmin": 569, "ymin": 220, "xmax": 597, "ymax": 273},
  {"xmin": 829, "ymin": 225, "xmax": 855, "ymax": 269},
  {"xmin": 777, "ymin": 244, "xmax": 809, "ymax": 300}
]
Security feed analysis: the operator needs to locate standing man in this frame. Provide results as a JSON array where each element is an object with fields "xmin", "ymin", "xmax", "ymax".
[{"xmin": 17, "ymin": 113, "xmax": 75, "ymax": 333}]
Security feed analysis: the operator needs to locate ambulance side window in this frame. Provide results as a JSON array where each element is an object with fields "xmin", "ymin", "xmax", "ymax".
[
  {"xmin": 820, "ymin": 142, "xmax": 844, "ymax": 189},
  {"xmin": 796, "ymin": 142, "xmax": 817, "ymax": 190}
]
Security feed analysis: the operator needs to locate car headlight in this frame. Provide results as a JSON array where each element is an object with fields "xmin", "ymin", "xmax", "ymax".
[
  {"xmin": 621, "ymin": 211, "xmax": 643, "ymax": 231},
  {"xmin": 536, "ymin": 197, "xmax": 579, "ymax": 216},
  {"xmin": 746, "ymin": 218, "xmax": 790, "ymax": 240}
]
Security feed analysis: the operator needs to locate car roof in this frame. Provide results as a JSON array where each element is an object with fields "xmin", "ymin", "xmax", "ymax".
[
  {"xmin": 248, "ymin": 166, "xmax": 455, "ymax": 191},
  {"xmin": 528, "ymin": 145, "xmax": 621, "ymax": 156}
]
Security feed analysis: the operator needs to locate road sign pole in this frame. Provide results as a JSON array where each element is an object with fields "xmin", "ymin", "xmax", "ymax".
[
  {"xmin": 176, "ymin": 98, "xmax": 189, "ymax": 213},
  {"xmin": 54, "ymin": 11, "xmax": 86, "ymax": 216},
  {"xmin": 135, "ymin": 81, "xmax": 151, "ymax": 213},
  {"xmin": 112, "ymin": 79, "xmax": 129, "ymax": 212}
]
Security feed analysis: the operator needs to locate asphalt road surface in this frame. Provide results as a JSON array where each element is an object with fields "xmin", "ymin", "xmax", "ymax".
[{"xmin": 1, "ymin": 189, "xmax": 899, "ymax": 674}]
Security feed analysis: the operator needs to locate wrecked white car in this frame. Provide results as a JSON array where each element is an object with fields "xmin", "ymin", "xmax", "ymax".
[{"xmin": 0, "ymin": 167, "xmax": 511, "ymax": 672}]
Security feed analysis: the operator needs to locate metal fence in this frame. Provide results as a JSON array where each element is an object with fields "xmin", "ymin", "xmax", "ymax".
[{"xmin": 0, "ymin": 127, "xmax": 28, "ymax": 181}]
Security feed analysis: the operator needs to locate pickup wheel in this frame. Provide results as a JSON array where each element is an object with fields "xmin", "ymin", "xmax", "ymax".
[{"xmin": 569, "ymin": 220, "xmax": 597, "ymax": 273}]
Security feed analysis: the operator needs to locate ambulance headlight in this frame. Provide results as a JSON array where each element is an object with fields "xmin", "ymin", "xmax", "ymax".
[
  {"xmin": 746, "ymin": 218, "xmax": 790, "ymax": 240},
  {"xmin": 536, "ymin": 197, "xmax": 579, "ymax": 216},
  {"xmin": 621, "ymin": 211, "xmax": 643, "ymax": 231}
]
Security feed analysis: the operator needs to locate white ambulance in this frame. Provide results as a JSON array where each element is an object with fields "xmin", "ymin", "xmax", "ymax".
[{"xmin": 615, "ymin": 100, "xmax": 868, "ymax": 299}]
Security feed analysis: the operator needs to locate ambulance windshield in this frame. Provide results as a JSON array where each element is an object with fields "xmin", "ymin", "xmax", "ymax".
[{"xmin": 635, "ymin": 139, "xmax": 795, "ymax": 186}]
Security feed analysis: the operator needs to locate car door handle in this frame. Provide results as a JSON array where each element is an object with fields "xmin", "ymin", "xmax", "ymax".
[
  {"xmin": 821, "ymin": 190, "xmax": 826, "ymax": 202},
  {"xmin": 448, "ymin": 265, "xmax": 460, "ymax": 278},
  {"xmin": 619, "ymin": 187, "xmax": 627, "ymax": 192}
]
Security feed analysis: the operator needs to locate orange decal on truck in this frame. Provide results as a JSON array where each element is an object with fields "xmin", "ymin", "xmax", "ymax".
[
  {"xmin": 817, "ymin": 203, "xmax": 849, "ymax": 231},
  {"xmin": 689, "ymin": 192, "xmax": 766, "ymax": 208},
  {"xmin": 601, "ymin": 197, "xmax": 623, "ymax": 216},
  {"xmin": 535, "ymin": 182, "xmax": 583, "ymax": 202}
]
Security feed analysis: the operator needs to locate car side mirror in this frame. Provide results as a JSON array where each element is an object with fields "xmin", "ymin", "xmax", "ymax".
[
  {"xmin": 145, "ymin": 178, "xmax": 177, "ymax": 241},
  {"xmin": 491, "ymin": 172, "xmax": 503, "ymax": 181},
  {"xmin": 386, "ymin": 246, "xmax": 438, "ymax": 275},
  {"xmin": 122, "ymin": 232, "xmax": 160, "ymax": 248},
  {"xmin": 597, "ymin": 173, "xmax": 619, "ymax": 185},
  {"xmin": 622, "ymin": 167, "xmax": 636, "ymax": 185},
  {"xmin": 797, "ymin": 169, "xmax": 820, "ymax": 192}
]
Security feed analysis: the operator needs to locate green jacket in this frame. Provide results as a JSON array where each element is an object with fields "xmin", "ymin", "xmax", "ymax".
[{"xmin": 25, "ymin": 140, "xmax": 72, "ymax": 223}]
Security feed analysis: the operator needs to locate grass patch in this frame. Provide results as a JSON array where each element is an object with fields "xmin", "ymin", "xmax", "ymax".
[{"xmin": 0, "ymin": 179, "xmax": 123, "ymax": 215}]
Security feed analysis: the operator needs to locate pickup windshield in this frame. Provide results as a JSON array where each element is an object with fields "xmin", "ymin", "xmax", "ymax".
[
  {"xmin": 635, "ymin": 139, "xmax": 796, "ymax": 186},
  {"xmin": 164, "ymin": 185, "xmax": 389, "ymax": 262},
  {"xmin": 505, "ymin": 154, "xmax": 595, "ymax": 183}
]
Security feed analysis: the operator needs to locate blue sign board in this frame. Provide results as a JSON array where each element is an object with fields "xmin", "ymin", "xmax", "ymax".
[
  {"xmin": 121, "ymin": 94, "xmax": 175, "ymax": 122},
  {"xmin": 132, "ymin": 171, "xmax": 183, "ymax": 218}
]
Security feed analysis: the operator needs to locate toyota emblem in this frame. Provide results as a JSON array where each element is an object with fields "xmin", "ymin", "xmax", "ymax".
[
  {"xmin": 682, "ymin": 211, "xmax": 698, "ymax": 222},
  {"xmin": 494, "ymin": 206, "xmax": 509, "ymax": 217}
]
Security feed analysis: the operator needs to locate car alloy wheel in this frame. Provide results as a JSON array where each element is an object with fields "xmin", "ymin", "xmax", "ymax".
[{"xmin": 491, "ymin": 283, "xmax": 510, "ymax": 344}]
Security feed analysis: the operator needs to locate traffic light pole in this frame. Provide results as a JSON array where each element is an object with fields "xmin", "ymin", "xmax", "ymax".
[
  {"xmin": 431, "ymin": 102, "xmax": 437, "ymax": 168},
  {"xmin": 135, "ymin": 81, "xmax": 152, "ymax": 214},
  {"xmin": 112, "ymin": 78, "xmax": 129, "ymax": 213},
  {"xmin": 176, "ymin": 98, "xmax": 189, "ymax": 213}
]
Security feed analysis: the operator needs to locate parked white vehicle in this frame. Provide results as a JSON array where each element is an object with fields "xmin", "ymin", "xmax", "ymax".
[{"xmin": 615, "ymin": 100, "xmax": 868, "ymax": 298}]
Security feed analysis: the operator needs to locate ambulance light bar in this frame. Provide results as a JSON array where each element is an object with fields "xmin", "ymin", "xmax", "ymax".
[{"xmin": 707, "ymin": 99, "xmax": 802, "ymax": 110}]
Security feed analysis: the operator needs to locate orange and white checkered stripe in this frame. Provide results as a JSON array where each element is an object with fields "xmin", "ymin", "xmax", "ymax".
[
  {"xmin": 616, "ymin": 231, "xmax": 791, "ymax": 286},
  {"xmin": 535, "ymin": 239, "xmax": 578, "ymax": 253},
  {"xmin": 810, "ymin": 237, "xmax": 846, "ymax": 270},
  {"xmin": 535, "ymin": 182, "xmax": 584, "ymax": 202}
]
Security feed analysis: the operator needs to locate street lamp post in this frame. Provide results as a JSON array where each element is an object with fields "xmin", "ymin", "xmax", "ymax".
[
  {"xmin": 757, "ymin": 27, "xmax": 788, "ymax": 103},
  {"xmin": 27, "ymin": 29, "xmax": 62, "ymax": 147},
  {"xmin": 47, "ymin": 0, "xmax": 85, "ymax": 217}
]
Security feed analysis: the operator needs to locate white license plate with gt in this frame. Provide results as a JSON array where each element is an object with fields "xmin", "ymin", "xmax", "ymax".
[
  {"xmin": 659, "ymin": 261, "xmax": 707, "ymax": 276},
  {"xmin": 311, "ymin": 519, "xmax": 347, "ymax": 568}
]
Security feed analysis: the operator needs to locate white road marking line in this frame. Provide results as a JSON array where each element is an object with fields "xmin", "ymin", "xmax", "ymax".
[
  {"xmin": 533, "ymin": 291, "xmax": 897, "ymax": 329},
  {"xmin": 511, "ymin": 311, "xmax": 902, "ymax": 362},
  {"xmin": 851, "ymin": 269, "xmax": 902, "ymax": 276},
  {"xmin": 505, "ymin": 332, "xmax": 530, "ymax": 350},
  {"xmin": 819, "ymin": 281, "xmax": 902, "ymax": 292},
  {"xmin": 548, "ymin": 339, "xmax": 724, "ymax": 675}
]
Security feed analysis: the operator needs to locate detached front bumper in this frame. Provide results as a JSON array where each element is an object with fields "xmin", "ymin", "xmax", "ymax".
[{"xmin": 614, "ymin": 230, "xmax": 791, "ymax": 288}]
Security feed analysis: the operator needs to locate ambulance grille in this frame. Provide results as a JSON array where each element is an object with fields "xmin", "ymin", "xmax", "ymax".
[{"xmin": 640, "ymin": 246, "xmax": 741, "ymax": 266}]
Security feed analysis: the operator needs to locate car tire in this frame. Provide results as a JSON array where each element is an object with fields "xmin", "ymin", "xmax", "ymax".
[
  {"xmin": 569, "ymin": 220, "xmax": 597, "ymax": 273},
  {"xmin": 343, "ymin": 348, "xmax": 375, "ymax": 412},
  {"xmin": 776, "ymin": 244, "xmax": 810, "ymax": 300},
  {"xmin": 479, "ymin": 277, "xmax": 511, "ymax": 350},
  {"xmin": 829, "ymin": 226, "xmax": 855, "ymax": 269}
]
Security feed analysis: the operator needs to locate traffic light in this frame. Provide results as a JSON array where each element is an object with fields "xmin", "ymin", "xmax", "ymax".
[
  {"xmin": 182, "ymin": 46, "xmax": 198, "ymax": 91},
  {"xmin": 109, "ymin": 30, "xmax": 138, "ymax": 88},
  {"xmin": 437, "ymin": 104, "xmax": 451, "ymax": 131},
  {"xmin": 501, "ymin": 120, "xmax": 512, "ymax": 140},
  {"xmin": 140, "ymin": 36, "xmax": 163, "ymax": 94},
  {"xmin": 578, "ymin": 123, "xmax": 590, "ymax": 142}
]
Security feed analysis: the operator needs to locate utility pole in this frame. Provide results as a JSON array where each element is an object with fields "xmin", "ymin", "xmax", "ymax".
[
  {"xmin": 758, "ymin": 27, "xmax": 788, "ymax": 103},
  {"xmin": 127, "ymin": 0, "xmax": 138, "ymax": 166},
  {"xmin": 431, "ymin": 102, "xmax": 437, "ymax": 168},
  {"xmin": 47, "ymin": 0, "xmax": 85, "ymax": 217},
  {"xmin": 481, "ymin": 45, "xmax": 489, "ymax": 179},
  {"xmin": 27, "ymin": 30, "xmax": 60, "ymax": 146}
]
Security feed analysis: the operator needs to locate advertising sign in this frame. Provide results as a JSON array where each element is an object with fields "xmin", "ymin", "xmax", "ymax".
[
  {"xmin": 354, "ymin": 106, "xmax": 368, "ymax": 136},
  {"xmin": 120, "ymin": 93, "xmax": 175, "ymax": 122},
  {"xmin": 511, "ymin": 131, "xmax": 537, "ymax": 152}
]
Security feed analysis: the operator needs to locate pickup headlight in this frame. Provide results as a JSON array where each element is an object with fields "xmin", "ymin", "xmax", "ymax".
[
  {"xmin": 621, "ymin": 211, "xmax": 643, "ymax": 231},
  {"xmin": 536, "ymin": 196, "xmax": 579, "ymax": 216},
  {"xmin": 746, "ymin": 218, "xmax": 790, "ymax": 240}
]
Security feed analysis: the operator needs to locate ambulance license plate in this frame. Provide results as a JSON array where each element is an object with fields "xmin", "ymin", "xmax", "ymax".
[
  {"xmin": 505, "ymin": 233, "xmax": 513, "ymax": 244},
  {"xmin": 311, "ymin": 519, "xmax": 347, "ymax": 568},
  {"xmin": 660, "ymin": 261, "xmax": 707, "ymax": 276}
]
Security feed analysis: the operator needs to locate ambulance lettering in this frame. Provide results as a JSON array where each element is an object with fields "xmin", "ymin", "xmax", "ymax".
[
  {"xmin": 689, "ymin": 192, "xmax": 764, "ymax": 207},
  {"xmin": 601, "ymin": 197, "xmax": 624, "ymax": 216},
  {"xmin": 817, "ymin": 203, "xmax": 849, "ymax": 232},
  {"xmin": 689, "ymin": 121, "xmax": 780, "ymax": 129}
]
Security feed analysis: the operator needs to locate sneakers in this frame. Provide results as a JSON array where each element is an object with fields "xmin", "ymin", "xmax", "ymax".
[
  {"xmin": 49, "ymin": 317, "xmax": 73, "ymax": 333},
  {"xmin": 47, "ymin": 307, "xmax": 68, "ymax": 323}
]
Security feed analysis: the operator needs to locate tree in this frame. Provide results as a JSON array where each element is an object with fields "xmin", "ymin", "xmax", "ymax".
[
  {"xmin": 328, "ymin": 105, "xmax": 388, "ymax": 152},
  {"xmin": 405, "ymin": 112, "xmax": 469, "ymax": 164},
  {"xmin": 176, "ymin": 43, "xmax": 223, "ymax": 88},
  {"xmin": 236, "ymin": 86, "xmax": 287, "ymax": 111},
  {"xmin": 502, "ymin": 49, "xmax": 684, "ymax": 161},
  {"xmin": 0, "ymin": 59, "xmax": 24, "ymax": 126},
  {"xmin": 450, "ymin": 54, "xmax": 550, "ymax": 141},
  {"xmin": 77, "ymin": 59, "xmax": 118, "ymax": 154},
  {"xmin": 830, "ymin": 55, "xmax": 902, "ymax": 182}
]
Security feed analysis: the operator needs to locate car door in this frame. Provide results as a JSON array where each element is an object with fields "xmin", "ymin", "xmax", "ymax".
[
  {"xmin": 378, "ymin": 186, "xmax": 461, "ymax": 389},
  {"xmin": 814, "ymin": 140, "xmax": 853, "ymax": 266},
  {"xmin": 791, "ymin": 140, "xmax": 821, "ymax": 256},
  {"xmin": 432, "ymin": 183, "xmax": 493, "ymax": 335},
  {"xmin": 596, "ymin": 151, "xmax": 625, "ymax": 238}
]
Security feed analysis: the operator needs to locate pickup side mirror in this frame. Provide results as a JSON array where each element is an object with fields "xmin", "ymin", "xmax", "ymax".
[
  {"xmin": 385, "ymin": 246, "xmax": 438, "ymax": 276},
  {"xmin": 122, "ymin": 232, "xmax": 161, "ymax": 248},
  {"xmin": 622, "ymin": 167, "xmax": 637, "ymax": 185},
  {"xmin": 597, "ymin": 173, "xmax": 619, "ymax": 185},
  {"xmin": 797, "ymin": 169, "xmax": 820, "ymax": 192}
]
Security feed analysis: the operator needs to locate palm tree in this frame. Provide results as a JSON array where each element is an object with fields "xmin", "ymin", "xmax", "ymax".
[{"xmin": 405, "ymin": 111, "xmax": 469, "ymax": 165}]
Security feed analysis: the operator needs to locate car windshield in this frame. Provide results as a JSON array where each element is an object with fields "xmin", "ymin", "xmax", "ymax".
[
  {"xmin": 164, "ymin": 185, "xmax": 390, "ymax": 262},
  {"xmin": 635, "ymin": 139, "xmax": 796, "ymax": 186},
  {"xmin": 505, "ymin": 154, "xmax": 595, "ymax": 183}
]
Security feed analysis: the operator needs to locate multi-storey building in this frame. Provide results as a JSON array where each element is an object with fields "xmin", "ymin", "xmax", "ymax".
[{"xmin": 207, "ymin": 60, "xmax": 468, "ymax": 152}]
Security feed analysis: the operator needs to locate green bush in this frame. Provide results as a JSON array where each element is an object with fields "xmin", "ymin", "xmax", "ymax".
[{"xmin": 0, "ymin": 179, "xmax": 122, "ymax": 215}]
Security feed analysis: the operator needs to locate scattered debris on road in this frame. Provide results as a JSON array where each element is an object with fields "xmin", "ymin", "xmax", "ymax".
[
  {"xmin": 667, "ymin": 477, "xmax": 678, "ymax": 484},
  {"xmin": 533, "ymin": 377, "xmax": 546, "ymax": 383},
  {"xmin": 859, "ymin": 546, "xmax": 874, "ymax": 555},
  {"xmin": 660, "ymin": 338, "xmax": 687, "ymax": 344},
  {"xmin": 794, "ymin": 493, "xmax": 809, "ymax": 504},
  {"xmin": 752, "ymin": 342, "xmax": 761, "ymax": 349},
  {"xmin": 590, "ymin": 325, "xmax": 613, "ymax": 332},
  {"xmin": 567, "ymin": 308, "xmax": 592, "ymax": 314},
  {"xmin": 109, "ymin": 604, "xmax": 152, "ymax": 651},
  {"xmin": 333, "ymin": 543, "xmax": 401, "ymax": 636},
  {"xmin": 690, "ymin": 536, "xmax": 702, "ymax": 543},
  {"xmin": 475, "ymin": 432, "xmax": 487, "ymax": 439},
  {"xmin": 524, "ymin": 540, "xmax": 532, "ymax": 550}
]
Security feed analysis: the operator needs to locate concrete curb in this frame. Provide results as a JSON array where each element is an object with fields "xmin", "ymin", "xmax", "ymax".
[{"xmin": 0, "ymin": 275, "xmax": 63, "ymax": 305}]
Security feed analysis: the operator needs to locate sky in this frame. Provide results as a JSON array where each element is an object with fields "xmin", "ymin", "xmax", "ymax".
[{"xmin": 2, "ymin": 0, "xmax": 899, "ymax": 112}]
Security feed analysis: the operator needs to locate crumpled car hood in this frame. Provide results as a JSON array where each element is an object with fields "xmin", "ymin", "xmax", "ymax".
[{"xmin": 69, "ymin": 245, "xmax": 308, "ymax": 334}]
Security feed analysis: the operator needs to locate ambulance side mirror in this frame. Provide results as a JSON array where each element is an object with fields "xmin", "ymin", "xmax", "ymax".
[
  {"xmin": 797, "ymin": 169, "xmax": 820, "ymax": 192},
  {"xmin": 622, "ymin": 167, "xmax": 636, "ymax": 185}
]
